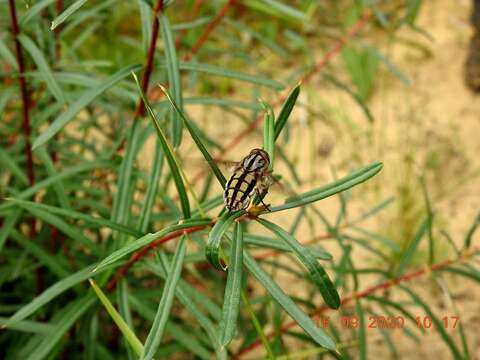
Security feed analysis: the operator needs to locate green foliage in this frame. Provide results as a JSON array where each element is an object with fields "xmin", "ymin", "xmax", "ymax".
[{"xmin": 1, "ymin": 0, "xmax": 477, "ymax": 359}]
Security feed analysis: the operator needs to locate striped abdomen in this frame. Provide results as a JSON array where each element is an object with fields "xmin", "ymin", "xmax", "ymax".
[{"xmin": 224, "ymin": 169, "xmax": 258, "ymax": 211}]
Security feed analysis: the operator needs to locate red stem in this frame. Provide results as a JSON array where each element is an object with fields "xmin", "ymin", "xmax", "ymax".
[
  {"xmin": 233, "ymin": 252, "xmax": 472, "ymax": 358},
  {"xmin": 8, "ymin": 0, "xmax": 35, "ymax": 187},
  {"xmin": 183, "ymin": 0, "xmax": 237, "ymax": 61},
  {"xmin": 135, "ymin": 0, "xmax": 164, "ymax": 117}
]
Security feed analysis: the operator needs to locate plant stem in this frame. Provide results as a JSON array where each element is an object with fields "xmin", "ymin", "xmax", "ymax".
[
  {"xmin": 135, "ymin": 0, "xmax": 164, "ymax": 117},
  {"xmin": 8, "ymin": 0, "xmax": 34, "ymax": 187}
]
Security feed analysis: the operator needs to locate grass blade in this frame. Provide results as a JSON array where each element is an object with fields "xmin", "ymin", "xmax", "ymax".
[
  {"xmin": 261, "ymin": 101, "xmax": 275, "ymax": 168},
  {"xmin": 243, "ymin": 251, "xmax": 336, "ymax": 351},
  {"xmin": 396, "ymin": 217, "xmax": 428, "ymax": 275},
  {"xmin": 274, "ymin": 84, "xmax": 300, "ymax": 141},
  {"xmin": 50, "ymin": 0, "xmax": 89, "ymax": 30},
  {"xmin": 355, "ymin": 299, "xmax": 367, "ymax": 359},
  {"xmin": 269, "ymin": 162, "xmax": 383, "ymax": 213},
  {"xmin": 220, "ymin": 222, "xmax": 244, "ymax": 347},
  {"xmin": 2, "ymin": 264, "xmax": 103, "ymax": 328},
  {"xmin": 257, "ymin": 218, "xmax": 340, "ymax": 309},
  {"xmin": 142, "ymin": 235, "xmax": 187, "ymax": 360},
  {"xmin": 158, "ymin": 84, "xmax": 227, "ymax": 187},
  {"xmin": 133, "ymin": 72, "xmax": 190, "ymax": 219},
  {"xmin": 18, "ymin": 34, "xmax": 66, "ymax": 105},
  {"xmin": 26, "ymin": 295, "xmax": 95, "ymax": 360},
  {"xmin": 32, "ymin": 64, "xmax": 140, "ymax": 149},
  {"xmin": 159, "ymin": 14, "xmax": 183, "ymax": 147},
  {"xmin": 93, "ymin": 219, "xmax": 210, "ymax": 272},
  {"xmin": 206, "ymin": 211, "xmax": 242, "ymax": 270},
  {"xmin": 89, "ymin": 279, "xmax": 144, "ymax": 357}
]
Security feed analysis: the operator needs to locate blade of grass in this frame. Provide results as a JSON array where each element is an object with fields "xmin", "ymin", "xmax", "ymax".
[
  {"xmin": 274, "ymin": 84, "xmax": 300, "ymax": 141},
  {"xmin": 93, "ymin": 219, "xmax": 210, "ymax": 273},
  {"xmin": 89, "ymin": 279, "xmax": 144, "ymax": 357},
  {"xmin": 133, "ymin": 72, "xmax": 190, "ymax": 219},
  {"xmin": 257, "ymin": 218, "xmax": 340, "ymax": 309},
  {"xmin": 159, "ymin": 13, "xmax": 183, "ymax": 147},
  {"xmin": 32, "ymin": 64, "xmax": 140, "ymax": 149},
  {"xmin": 261, "ymin": 100, "xmax": 275, "ymax": 168},
  {"xmin": 18, "ymin": 34, "xmax": 66, "ymax": 105},
  {"xmin": 1, "ymin": 264, "xmax": 107, "ymax": 328},
  {"xmin": 6, "ymin": 199, "xmax": 141, "ymax": 237},
  {"xmin": 268, "ymin": 162, "xmax": 383, "ymax": 213},
  {"xmin": 142, "ymin": 235, "xmax": 187, "ymax": 360},
  {"xmin": 26, "ymin": 295, "xmax": 96, "ymax": 360},
  {"xmin": 220, "ymin": 222, "xmax": 244, "ymax": 347},
  {"xmin": 396, "ymin": 217, "xmax": 428, "ymax": 275},
  {"xmin": 206, "ymin": 211, "xmax": 242, "ymax": 270},
  {"xmin": 50, "ymin": 0, "xmax": 89, "ymax": 30},
  {"xmin": 355, "ymin": 299, "xmax": 366, "ymax": 360},
  {"xmin": 158, "ymin": 84, "xmax": 227, "ymax": 187},
  {"xmin": 0, "ymin": 209, "xmax": 22, "ymax": 252},
  {"xmin": 0, "ymin": 148, "xmax": 29, "ymax": 186},
  {"xmin": 243, "ymin": 250, "xmax": 336, "ymax": 351}
]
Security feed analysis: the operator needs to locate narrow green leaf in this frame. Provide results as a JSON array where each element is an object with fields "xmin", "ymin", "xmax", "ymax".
[
  {"xmin": 220, "ymin": 222, "xmax": 244, "ymax": 347},
  {"xmin": 133, "ymin": 72, "xmax": 190, "ymax": 219},
  {"xmin": 0, "ymin": 209, "xmax": 22, "ymax": 252},
  {"xmin": 400, "ymin": 285, "xmax": 463, "ymax": 359},
  {"xmin": 26, "ymin": 295, "xmax": 95, "ymax": 360},
  {"xmin": 396, "ymin": 217, "xmax": 428, "ymax": 275},
  {"xmin": 18, "ymin": 34, "xmax": 66, "ymax": 105},
  {"xmin": 167, "ymin": 61, "xmax": 284, "ymax": 90},
  {"xmin": 355, "ymin": 299, "xmax": 366, "ymax": 360},
  {"xmin": 274, "ymin": 84, "xmax": 300, "ymax": 141},
  {"xmin": 32, "ymin": 64, "xmax": 140, "ymax": 149},
  {"xmin": 7, "ymin": 199, "xmax": 141, "ymax": 237},
  {"xmin": 137, "ymin": 0, "xmax": 152, "ymax": 54},
  {"xmin": 158, "ymin": 84, "xmax": 227, "ymax": 188},
  {"xmin": 20, "ymin": 0, "xmax": 55, "ymax": 25},
  {"xmin": 243, "ymin": 250, "xmax": 336, "ymax": 350},
  {"xmin": 89, "ymin": 279, "xmax": 144, "ymax": 357},
  {"xmin": 206, "ymin": 211, "xmax": 242, "ymax": 270},
  {"xmin": 261, "ymin": 101, "xmax": 275, "ymax": 168},
  {"xmin": 0, "ymin": 318, "xmax": 53, "ymax": 334},
  {"xmin": 269, "ymin": 162, "xmax": 383, "ymax": 213},
  {"xmin": 93, "ymin": 219, "xmax": 210, "ymax": 273},
  {"xmin": 142, "ymin": 235, "xmax": 187, "ymax": 360},
  {"xmin": 245, "ymin": 0, "xmax": 307, "ymax": 22},
  {"xmin": 2, "ymin": 264, "xmax": 104, "ymax": 328},
  {"xmin": 50, "ymin": 0, "xmax": 89, "ymax": 30},
  {"xmin": 257, "ymin": 218, "xmax": 340, "ymax": 309},
  {"xmin": 464, "ymin": 211, "xmax": 480, "ymax": 249},
  {"xmin": 0, "ymin": 148, "xmax": 29, "ymax": 186},
  {"xmin": 159, "ymin": 14, "xmax": 183, "ymax": 147}
]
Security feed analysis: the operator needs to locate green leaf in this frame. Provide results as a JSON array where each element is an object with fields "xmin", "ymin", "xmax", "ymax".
[
  {"xmin": 2, "ymin": 264, "xmax": 105, "ymax": 328},
  {"xmin": 0, "ymin": 317, "xmax": 53, "ymax": 334},
  {"xmin": 159, "ymin": 14, "xmax": 183, "ymax": 147},
  {"xmin": 243, "ymin": 250, "xmax": 336, "ymax": 351},
  {"xmin": 274, "ymin": 84, "xmax": 300, "ymax": 141},
  {"xmin": 206, "ymin": 211, "xmax": 242, "ymax": 270},
  {"xmin": 356, "ymin": 299, "xmax": 367, "ymax": 360},
  {"xmin": 464, "ymin": 211, "xmax": 480, "ymax": 249},
  {"xmin": 133, "ymin": 72, "xmax": 190, "ymax": 219},
  {"xmin": 142, "ymin": 235, "xmax": 187, "ymax": 360},
  {"xmin": 396, "ymin": 217, "xmax": 428, "ymax": 275},
  {"xmin": 261, "ymin": 101, "xmax": 275, "ymax": 168},
  {"xmin": 7, "ymin": 199, "xmax": 141, "ymax": 237},
  {"xmin": 269, "ymin": 162, "xmax": 383, "ymax": 212},
  {"xmin": 32, "ymin": 64, "xmax": 140, "ymax": 149},
  {"xmin": 50, "ymin": 0, "xmax": 89, "ymax": 30},
  {"xmin": 400, "ymin": 285, "xmax": 463, "ymax": 359},
  {"xmin": 0, "ymin": 148, "xmax": 29, "ymax": 186},
  {"xmin": 89, "ymin": 279, "xmax": 144, "ymax": 357},
  {"xmin": 245, "ymin": 0, "xmax": 307, "ymax": 23},
  {"xmin": 158, "ymin": 85, "xmax": 227, "ymax": 188},
  {"xmin": 18, "ymin": 34, "xmax": 66, "ymax": 105},
  {"xmin": 168, "ymin": 61, "xmax": 284, "ymax": 90},
  {"xmin": 93, "ymin": 219, "xmax": 211, "ymax": 273},
  {"xmin": 0, "ymin": 209, "xmax": 22, "ymax": 253},
  {"xmin": 26, "ymin": 295, "xmax": 96, "ymax": 360},
  {"xmin": 257, "ymin": 218, "xmax": 340, "ymax": 309},
  {"xmin": 219, "ymin": 222, "xmax": 244, "ymax": 347}
]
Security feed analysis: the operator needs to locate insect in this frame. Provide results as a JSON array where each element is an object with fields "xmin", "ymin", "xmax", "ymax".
[{"xmin": 224, "ymin": 148, "xmax": 273, "ymax": 212}]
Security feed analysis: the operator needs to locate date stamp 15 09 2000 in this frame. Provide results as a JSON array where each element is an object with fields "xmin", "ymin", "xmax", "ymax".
[{"xmin": 316, "ymin": 315, "xmax": 460, "ymax": 330}]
